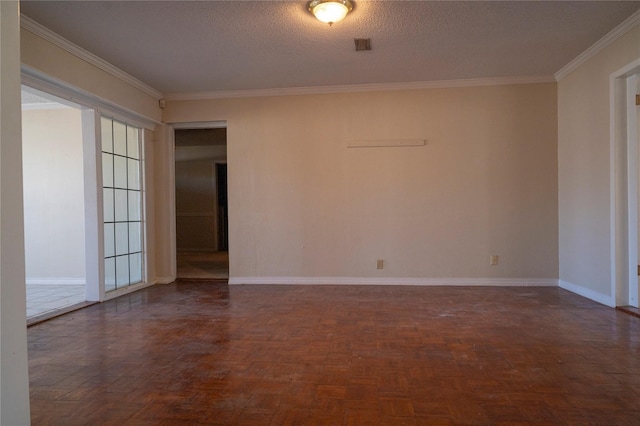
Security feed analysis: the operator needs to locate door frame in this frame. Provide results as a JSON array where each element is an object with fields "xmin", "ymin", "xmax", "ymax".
[
  {"xmin": 22, "ymin": 67, "xmax": 160, "ymax": 302},
  {"xmin": 169, "ymin": 121, "xmax": 228, "ymax": 275},
  {"xmin": 611, "ymin": 59, "xmax": 640, "ymax": 308}
]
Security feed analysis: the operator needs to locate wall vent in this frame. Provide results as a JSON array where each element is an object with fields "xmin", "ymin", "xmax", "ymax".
[{"xmin": 354, "ymin": 38, "xmax": 371, "ymax": 51}]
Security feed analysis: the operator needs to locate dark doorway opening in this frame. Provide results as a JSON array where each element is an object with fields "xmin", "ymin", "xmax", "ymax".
[
  {"xmin": 174, "ymin": 127, "xmax": 229, "ymax": 279},
  {"xmin": 216, "ymin": 163, "xmax": 228, "ymax": 251}
]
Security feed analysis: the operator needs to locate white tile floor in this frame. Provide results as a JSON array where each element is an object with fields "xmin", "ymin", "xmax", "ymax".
[{"xmin": 26, "ymin": 285, "xmax": 86, "ymax": 319}]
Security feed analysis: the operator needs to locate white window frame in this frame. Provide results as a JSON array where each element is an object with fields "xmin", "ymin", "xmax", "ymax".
[{"xmin": 22, "ymin": 66, "xmax": 158, "ymax": 302}]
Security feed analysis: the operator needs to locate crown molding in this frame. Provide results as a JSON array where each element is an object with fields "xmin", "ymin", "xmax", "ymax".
[
  {"xmin": 20, "ymin": 15, "xmax": 163, "ymax": 100},
  {"xmin": 164, "ymin": 75, "xmax": 556, "ymax": 101},
  {"xmin": 555, "ymin": 9, "xmax": 640, "ymax": 81},
  {"xmin": 22, "ymin": 64, "xmax": 161, "ymax": 129}
]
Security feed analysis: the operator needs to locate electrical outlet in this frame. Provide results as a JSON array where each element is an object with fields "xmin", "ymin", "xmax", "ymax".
[
  {"xmin": 490, "ymin": 255, "xmax": 499, "ymax": 266},
  {"xmin": 377, "ymin": 259, "xmax": 384, "ymax": 269}
]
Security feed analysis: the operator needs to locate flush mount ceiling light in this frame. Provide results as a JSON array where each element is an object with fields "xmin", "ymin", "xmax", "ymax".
[{"xmin": 308, "ymin": 0, "xmax": 353, "ymax": 26}]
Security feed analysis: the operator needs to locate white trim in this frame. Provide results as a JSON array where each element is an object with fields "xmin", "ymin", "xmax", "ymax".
[
  {"xmin": 164, "ymin": 75, "xmax": 555, "ymax": 101},
  {"xmin": 21, "ymin": 65, "xmax": 160, "ymax": 129},
  {"xmin": 610, "ymin": 59, "xmax": 640, "ymax": 308},
  {"xmin": 140, "ymin": 127, "xmax": 150, "ymax": 297},
  {"xmin": 555, "ymin": 9, "xmax": 640, "ymax": 81},
  {"xmin": 171, "ymin": 121, "xmax": 227, "ymax": 129},
  {"xmin": 559, "ymin": 280, "xmax": 615, "ymax": 307},
  {"xmin": 348, "ymin": 139, "xmax": 425, "ymax": 148},
  {"xmin": 21, "ymin": 102, "xmax": 70, "ymax": 111},
  {"xmin": 82, "ymin": 110, "xmax": 103, "ymax": 302},
  {"xmin": 168, "ymin": 122, "xmax": 228, "ymax": 280},
  {"xmin": 612, "ymin": 57, "xmax": 640, "ymax": 80},
  {"xmin": 610, "ymin": 72, "xmax": 622, "ymax": 307},
  {"xmin": 1, "ymin": 4, "xmax": 32, "ymax": 422},
  {"xmin": 229, "ymin": 277, "xmax": 558, "ymax": 287},
  {"xmin": 155, "ymin": 276, "xmax": 176, "ymax": 285},
  {"xmin": 626, "ymin": 74, "xmax": 639, "ymax": 307},
  {"xmin": 20, "ymin": 15, "xmax": 163, "ymax": 100},
  {"xmin": 166, "ymin": 126, "xmax": 178, "ymax": 280},
  {"xmin": 22, "ymin": 84, "xmax": 83, "ymax": 110},
  {"xmin": 102, "ymin": 281, "xmax": 155, "ymax": 301},
  {"xmin": 25, "ymin": 279, "xmax": 85, "ymax": 285}
]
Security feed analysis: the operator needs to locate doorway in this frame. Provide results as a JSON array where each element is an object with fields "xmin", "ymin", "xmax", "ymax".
[
  {"xmin": 21, "ymin": 86, "xmax": 87, "ymax": 320},
  {"xmin": 635, "ymin": 103, "xmax": 640, "ymax": 307},
  {"xmin": 174, "ymin": 127, "xmax": 229, "ymax": 279},
  {"xmin": 612, "ymin": 66, "xmax": 640, "ymax": 308},
  {"xmin": 216, "ymin": 163, "xmax": 229, "ymax": 251}
]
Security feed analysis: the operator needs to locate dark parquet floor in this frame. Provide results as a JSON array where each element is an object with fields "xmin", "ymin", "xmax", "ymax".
[
  {"xmin": 176, "ymin": 251, "xmax": 229, "ymax": 280},
  {"xmin": 28, "ymin": 283, "xmax": 640, "ymax": 425}
]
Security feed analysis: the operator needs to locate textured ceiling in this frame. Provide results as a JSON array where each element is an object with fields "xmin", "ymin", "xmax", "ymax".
[{"xmin": 20, "ymin": 1, "xmax": 640, "ymax": 95}]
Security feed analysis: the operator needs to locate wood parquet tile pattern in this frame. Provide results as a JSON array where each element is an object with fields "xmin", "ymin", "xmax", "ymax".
[
  {"xmin": 177, "ymin": 252, "xmax": 229, "ymax": 280},
  {"xmin": 28, "ymin": 283, "xmax": 640, "ymax": 425}
]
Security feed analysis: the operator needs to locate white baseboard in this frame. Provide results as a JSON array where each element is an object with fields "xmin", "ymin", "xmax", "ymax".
[
  {"xmin": 229, "ymin": 277, "xmax": 559, "ymax": 287},
  {"xmin": 155, "ymin": 276, "xmax": 176, "ymax": 284},
  {"xmin": 26, "ymin": 278, "xmax": 85, "ymax": 285},
  {"xmin": 102, "ymin": 281, "xmax": 155, "ymax": 302},
  {"xmin": 559, "ymin": 280, "xmax": 615, "ymax": 307}
]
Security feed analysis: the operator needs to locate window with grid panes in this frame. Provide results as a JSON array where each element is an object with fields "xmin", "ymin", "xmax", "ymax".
[{"xmin": 101, "ymin": 117, "xmax": 143, "ymax": 291}]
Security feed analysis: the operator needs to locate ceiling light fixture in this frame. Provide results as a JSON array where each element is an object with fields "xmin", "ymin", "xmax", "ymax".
[{"xmin": 308, "ymin": 0, "xmax": 353, "ymax": 26}]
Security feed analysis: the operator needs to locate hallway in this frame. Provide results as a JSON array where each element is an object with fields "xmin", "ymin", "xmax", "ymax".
[{"xmin": 176, "ymin": 251, "xmax": 229, "ymax": 280}]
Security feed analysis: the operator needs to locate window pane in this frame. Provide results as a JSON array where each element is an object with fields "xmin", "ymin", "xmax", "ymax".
[
  {"xmin": 128, "ymin": 191, "xmax": 140, "ymax": 221},
  {"xmin": 129, "ymin": 222, "xmax": 141, "ymax": 253},
  {"xmin": 115, "ymin": 223, "xmax": 129, "ymax": 256},
  {"xmin": 105, "ymin": 258, "xmax": 116, "ymax": 292},
  {"xmin": 113, "ymin": 121, "xmax": 127, "ymax": 156},
  {"xmin": 104, "ymin": 223, "xmax": 115, "ymax": 258},
  {"xmin": 114, "ymin": 156, "xmax": 127, "ymax": 188},
  {"xmin": 101, "ymin": 117, "xmax": 113, "ymax": 153},
  {"xmin": 127, "ymin": 126, "xmax": 139, "ymax": 159},
  {"xmin": 128, "ymin": 159, "xmax": 140, "ymax": 190},
  {"xmin": 116, "ymin": 255, "xmax": 129, "ymax": 287},
  {"xmin": 102, "ymin": 153, "xmax": 113, "ymax": 188},
  {"xmin": 103, "ymin": 188, "xmax": 114, "ymax": 222},
  {"xmin": 114, "ymin": 189, "xmax": 128, "ymax": 222},
  {"xmin": 129, "ymin": 253, "xmax": 142, "ymax": 284},
  {"xmin": 102, "ymin": 116, "xmax": 144, "ymax": 292}
]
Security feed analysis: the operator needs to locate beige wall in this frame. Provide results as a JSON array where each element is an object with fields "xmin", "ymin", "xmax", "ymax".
[
  {"xmin": 21, "ymin": 28, "xmax": 161, "ymax": 123},
  {"xmin": 175, "ymin": 145, "xmax": 227, "ymax": 252},
  {"xmin": 175, "ymin": 158, "xmax": 216, "ymax": 251},
  {"xmin": 165, "ymin": 83, "xmax": 559, "ymax": 281},
  {"xmin": 142, "ymin": 127, "xmax": 157, "ymax": 285},
  {"xmin": 152, "ymin": 124, "xmax": 175, "ymax": 282},
  {"xmin": 22, "ymin": 108, "xmax": 86, "ymax": 283},
  {"xmin": 558, "ymin": 24, "xmax": 640, "ymax": 302}
]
